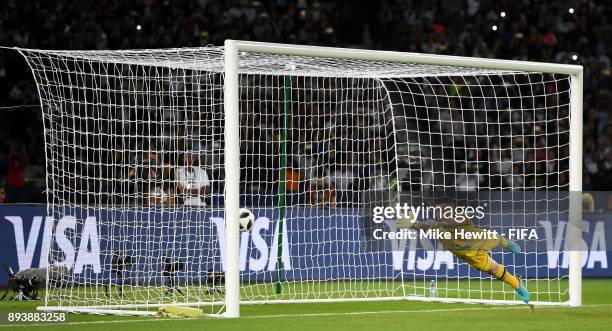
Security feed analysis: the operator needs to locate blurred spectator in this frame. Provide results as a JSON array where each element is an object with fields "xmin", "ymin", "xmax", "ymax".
[
  {"xmin": 176, "ymin": 152, "xmax": 210, "ymax": 207},
  {"xmin": 0, "ymin": 0, "xmax": 611, "ymax": 204},
  {"xmin": 606, "ymin": 194, "xmax": 612, "ymax": 212},
  {"xmin": 284, "ymin": 167, "xmax": 302, "ymax": 193},
  {"xmin": 0, "ymin": 185, "xmax": 6, "ymax": 203},
  {"xmin": 328, "ymin": 163, "xmax": 355, "ymax": 191},
  {"xmin": 6, "ymin": 145, "xmax": 28, "ymax": 202},
  {"xmin": 308, "ymin": 176, "xmax": 336, "ymax": 207},
  {"xmin": 128, "ymin": 150, "xmax": 174, "ymax": 206},
  {"xmin": 582, "ymin": 193, "xmax": 595, "ymax": 212}
]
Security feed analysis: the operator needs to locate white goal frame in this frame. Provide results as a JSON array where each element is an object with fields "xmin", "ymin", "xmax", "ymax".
[
  {"xmin": 223, "ymin": 40, "xmax": 583, "ymax": 318},
  {"xmin": 10, "ymin": 39, "xmax": 581, "ymax": 317}
]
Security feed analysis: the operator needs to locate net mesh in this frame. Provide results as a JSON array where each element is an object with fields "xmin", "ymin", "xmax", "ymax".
[{"xmin": 16, "ymin": 46, "xmax": 572, "ymax": 313}]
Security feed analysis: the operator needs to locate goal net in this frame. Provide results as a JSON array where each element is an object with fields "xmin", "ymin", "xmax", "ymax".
[{"xmin": 16, "ymin": 41, "xmax": 582, "ymax": 316}]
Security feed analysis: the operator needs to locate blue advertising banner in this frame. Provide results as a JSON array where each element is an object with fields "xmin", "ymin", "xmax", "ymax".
[{"xmin": 0, "ymin": 205, "xmax": 609, "ymax": 285}]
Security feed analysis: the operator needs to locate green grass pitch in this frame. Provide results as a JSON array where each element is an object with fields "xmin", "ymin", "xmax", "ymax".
[{"xmin": 0, "ymin": 279, "xmax": 611, "ymax": 331}]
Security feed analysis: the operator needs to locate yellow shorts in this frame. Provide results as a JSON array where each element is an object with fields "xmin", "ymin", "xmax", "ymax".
[{"xmin": 451, "ymin": 249, "xmax": 493, "ymax": 272}]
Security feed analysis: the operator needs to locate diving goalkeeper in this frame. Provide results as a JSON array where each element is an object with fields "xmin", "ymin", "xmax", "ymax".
[{"xmin": 403, "ymin": 197, "xmax": 530, "ymax": 304}]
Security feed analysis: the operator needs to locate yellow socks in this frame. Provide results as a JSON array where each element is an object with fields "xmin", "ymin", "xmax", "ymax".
[{"xmin": 494, "ymin": 264, "xmax": 520, "ymax": 289}]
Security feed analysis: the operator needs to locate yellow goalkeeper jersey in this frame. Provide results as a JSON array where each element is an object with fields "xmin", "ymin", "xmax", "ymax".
[{"xmin": 433, "ymin": 221, "xmax": 506, "ymax": 252}]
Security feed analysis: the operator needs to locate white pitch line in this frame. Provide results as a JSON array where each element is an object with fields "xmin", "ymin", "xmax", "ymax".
[
  {"xmin": 0, "ymin": 317, "xmax": 198, "ymax": 328},
  {"xmin": 242, "ymin": 303, "xmax": 612, "ymax": 319},
  {"xmin": 1, "ymin": 304, "xmax": 611, "ymax": 328}
]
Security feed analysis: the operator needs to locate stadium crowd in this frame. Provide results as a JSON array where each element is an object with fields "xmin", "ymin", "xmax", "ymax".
[{"xmin": 0, "ymin": 0, "xmax": 610, "ymax": 205}]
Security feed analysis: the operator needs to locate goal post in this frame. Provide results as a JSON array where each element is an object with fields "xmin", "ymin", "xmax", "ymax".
[
  {"xmin": 223, "ymin": 39, "xmax": 241, "ymax": 319},
  {"xmin": 568, "ymin": 69, "xmax": 583, "ymax": 307},
  {"xmin": 8, "ymin": 40, "xmax": 583, "ymax": 317}
]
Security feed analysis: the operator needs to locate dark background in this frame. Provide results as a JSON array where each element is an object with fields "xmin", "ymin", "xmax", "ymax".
[{"xmin": 0, "ymin": 0, "xmax": 610, "ymax": 203}]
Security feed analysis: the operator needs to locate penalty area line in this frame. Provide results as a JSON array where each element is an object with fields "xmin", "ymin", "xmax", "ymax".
[{"xmin": 1, "ymin": 304, "xmax": 611, "ymax": 327}]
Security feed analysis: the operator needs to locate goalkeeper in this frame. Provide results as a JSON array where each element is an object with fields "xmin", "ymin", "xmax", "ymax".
[{"xmin": 402, "ymin": 197, "xmax": 530, "ymax": 304}]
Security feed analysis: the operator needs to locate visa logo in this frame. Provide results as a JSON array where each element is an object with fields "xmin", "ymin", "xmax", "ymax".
[{"xmin": 4, "ymin": 215, "xmax": 101, "ymax": 273}]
